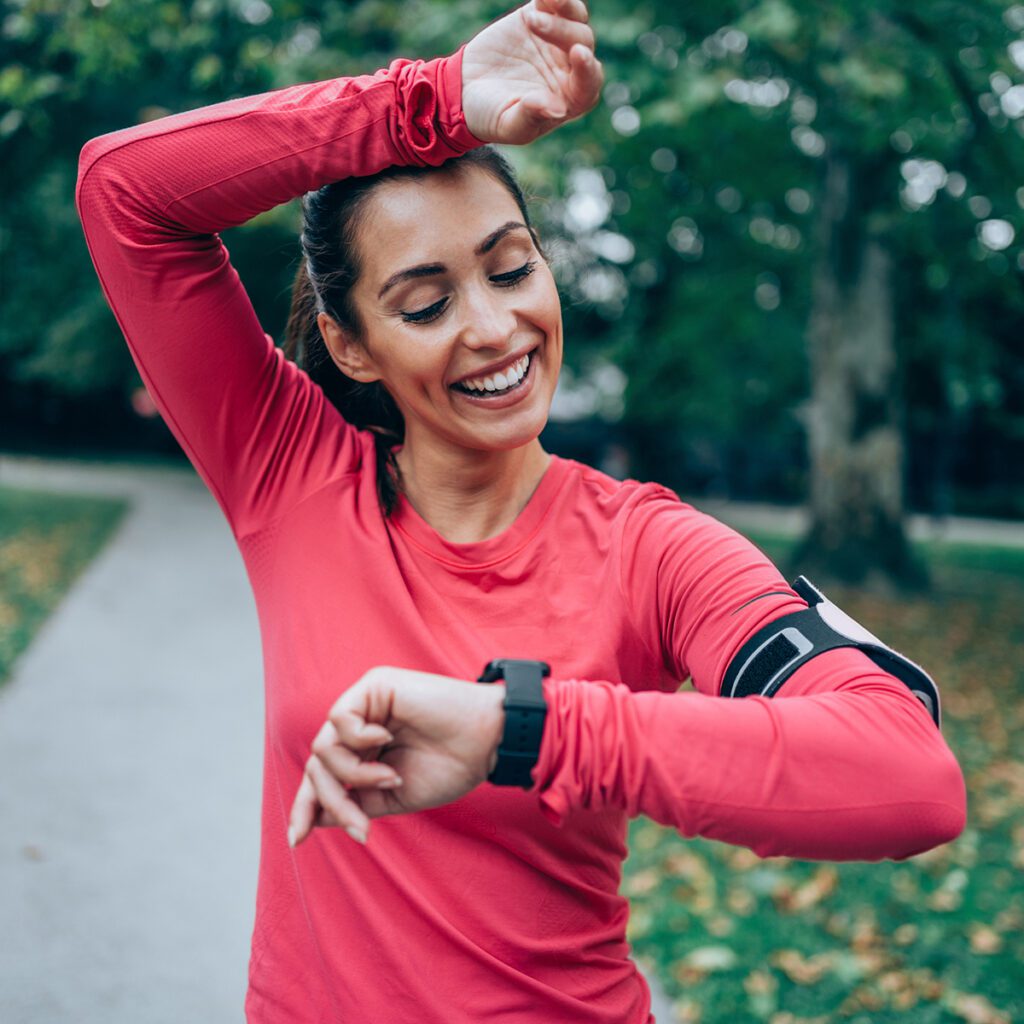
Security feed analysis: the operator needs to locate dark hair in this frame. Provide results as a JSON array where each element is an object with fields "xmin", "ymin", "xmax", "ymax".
[{"xmin": 283, "ymin": 147, "xmax": 541, "ymax": 517}]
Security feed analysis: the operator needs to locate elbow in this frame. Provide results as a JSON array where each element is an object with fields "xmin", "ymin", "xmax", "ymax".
[
  {"xmin": 76, "ymin": 134, "xmax": 125, "ymax": 217},
  {"xmin": 75, "ymin": 138, "xmax": 105, "ymax": 223},
  {"xmin": 74, "ymin": 137, "xmax": 147, "ymax": 245},
  {"xmin": 77, "ymin": 136, "xmax": 107, "ymax": 190},
  {"xmin": 75, "ymin": 136, "xmax": 176, "ymax": 246},
  {"xmin": 859, "ymin": 680, "xmax": 967, "ymax": 860},
  {"xmin": 891, "ymin": 740, "xmax": 967, "ymax": 860}
]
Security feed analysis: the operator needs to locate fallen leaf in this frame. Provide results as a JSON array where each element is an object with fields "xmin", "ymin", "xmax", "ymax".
[
  {"xmin": 945, "ymin": 992, "xmax": 1012, "ymax": 1024},
  {"xmin": 774, "ymin": 866, "xmax": 838, "ymax": 913},
  {"xmin": 994, "ymin": 906, "xmax": 1024, "ymax": 933},
  {"xmin": 706, "ymin": 913, "xmax": 734, "ymax": 937},
  {"xmin": 726, "ymin": 886, "xmax": 756, "ymax": 915},
  {"xmin": 743, "ymin": 970, "xmax": 778, "ymax": 996},
  {"xmin": 770, "ymin": 949, "xmax": 833, "ymax": 985},
  {"xmin": 967, "ymin": 924, "xmax": 1003, "ymax": 954},
  {"xmin": 624, "ymin": 869, "xmax": 659, "ymax": 897},
  {"xmin": 850, "ymin": 914, "xmax": 882, "ymax": 952},
  {"xmin": 671, "ymin": 998, "xmax": 702, "ymax": 1023}
]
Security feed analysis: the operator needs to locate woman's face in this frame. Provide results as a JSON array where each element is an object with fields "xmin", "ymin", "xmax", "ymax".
[{"xmin": 323, "ymin": 166, "xmax": 563, "ymax": 460}]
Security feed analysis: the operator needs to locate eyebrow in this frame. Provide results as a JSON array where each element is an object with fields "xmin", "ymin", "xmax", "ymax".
[{"xmin": 376, "ymin": 221, "xmax": 529, "ymax": 300}]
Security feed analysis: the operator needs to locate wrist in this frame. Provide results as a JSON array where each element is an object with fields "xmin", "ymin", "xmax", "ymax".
[
  {"xmin": 482, "ymin": 683, "xmax": 506, "ymax": 777},
  {"xmin": 439, "ymin": 46, "xmax": 485, "ymax": 148}
]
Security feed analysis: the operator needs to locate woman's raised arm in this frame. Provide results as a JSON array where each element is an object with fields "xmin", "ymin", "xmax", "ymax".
[
  {"xmin": 75, "ymin": 0, "xmax": 601, "ymax": 539},
  {"xmin": 75, "ymin": 56, "xmax": 475, "ymax": 538}
]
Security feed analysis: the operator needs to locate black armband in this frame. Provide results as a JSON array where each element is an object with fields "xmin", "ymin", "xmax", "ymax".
[{"xmin": 721, "ymin": 576, "xmax": 941, "ymax": 728}]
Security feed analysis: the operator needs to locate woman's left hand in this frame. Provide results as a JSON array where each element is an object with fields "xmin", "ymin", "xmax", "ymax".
[
  {"xmin": 462, "ymin": 0, "xmax": 604, "ymax": 145},
  {"xmin": 288, "ymin": 666, "xmax": 506, "ymax": 847}
]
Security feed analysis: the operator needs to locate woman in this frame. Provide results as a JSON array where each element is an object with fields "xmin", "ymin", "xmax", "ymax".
[{"xmin": 76, "ymin": 1, "xmax": 965, "ymax": 1020}]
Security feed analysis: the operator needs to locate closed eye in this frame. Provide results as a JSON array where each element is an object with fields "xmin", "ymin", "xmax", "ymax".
[
  {"xmin": 491, "ymin": 260, "xmax": 537, "ymax": 287},
  {"xmin": 400, "ymin": 260, "xmax": 538, "ymax": 325},
  {"xmin": 401, "ymin": 297, "xmax": 448, "ymax": 325}
]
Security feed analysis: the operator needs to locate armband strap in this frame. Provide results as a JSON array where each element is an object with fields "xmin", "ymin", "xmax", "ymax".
[{"xmin": 721, "ymin": 576, "xmax": 941, "ymax": 729}]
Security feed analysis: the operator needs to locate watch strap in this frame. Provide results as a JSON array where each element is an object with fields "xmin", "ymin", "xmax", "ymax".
[{"xmin": 477, "ymin": 659, "xmax": 550, "ymax": 788}]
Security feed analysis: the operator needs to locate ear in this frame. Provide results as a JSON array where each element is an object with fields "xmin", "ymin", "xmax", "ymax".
[{"xmin": 317, "ymin": 312, "xmax": 381, "ymax": 384}]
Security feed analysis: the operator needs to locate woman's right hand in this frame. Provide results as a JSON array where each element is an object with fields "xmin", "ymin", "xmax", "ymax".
[
  {"xmin": 287, "ymin": 666, "xmax": 508, "ymax": 847},
  {"xmin": 462, "ymin": 0, "xmax": 603, "ymax": 145}
]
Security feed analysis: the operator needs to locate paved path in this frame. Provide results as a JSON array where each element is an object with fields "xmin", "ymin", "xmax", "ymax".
[
  {"xmin": 0, "ymin": 457, "xmax": 263, "ymax": 1023},
  {"xmin": 692, "ymin": 497, "xmax": 1024, "ymax": 550},
  {"xmin": 0, "ymin": 455, "xmax": 677, "ymax": 1023}
]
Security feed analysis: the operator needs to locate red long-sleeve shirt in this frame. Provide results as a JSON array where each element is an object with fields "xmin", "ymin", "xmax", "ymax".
[{"xmin": 75, "ymin": 46, "xmax": 966, "ymax": 1024}]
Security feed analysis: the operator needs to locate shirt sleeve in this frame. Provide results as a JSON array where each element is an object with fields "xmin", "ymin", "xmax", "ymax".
[
  {"xmin": 75, "ymin": 50, "xmax": 479, "ymax": 538},
  {"xmin": 531, "ymin": 487, "xmax": 967, "ymax": 861}
]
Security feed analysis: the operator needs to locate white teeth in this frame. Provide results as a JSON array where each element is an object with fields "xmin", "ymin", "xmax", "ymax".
[{"xmin": 458, "ymin": 353, "xmax": 532, "ymax": 394}]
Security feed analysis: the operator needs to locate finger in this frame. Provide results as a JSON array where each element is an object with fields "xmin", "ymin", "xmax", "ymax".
[
  {"xmin": 288, "ymin": 773, "xmax": 319, "ymax": 848},
  {"xmin": 534, "ymin": 0, "xmax": 590, "ymax": 23},
  {"xmin": 312, "ymin": 719, "xmax": 390, "ymax": 763},
  {"xmin": 315, "ymin": 792, "xmax": 365, "ymax": 829},
  {"xmin": 304, "ymin": 755, "xmax": 372, "ymax": 844},
  {"xmin": 314, "ymin": 738, "xmax": 404, "ymax": 791},
  {"xmin": 525, "ymin": 5, "xmax": 595, "ymax": 54},
  {"xmin": 565, "ymin": 43, "xmax": 604, "ymax": 114},
  {"xmin": 326, "ymin": 707, "xmax": 394, "ymax": 750},
  {"xmin": 316, "ymin": 783, "xmax": 403, "ymax": 825}
]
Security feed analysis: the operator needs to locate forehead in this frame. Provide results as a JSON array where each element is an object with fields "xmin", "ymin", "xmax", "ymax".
[{"xmin": 354, "ymin": 167, "xmax": 526, "ymax": 279}]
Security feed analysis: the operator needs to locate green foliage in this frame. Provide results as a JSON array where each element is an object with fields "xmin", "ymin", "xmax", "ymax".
[
  {"xmin": 0, "ymin": 485, "xmax": 128, "ymax": 683},
  {"xmin": 528, "ymin": 0, "xmax": 1023, "ymax": 491}
]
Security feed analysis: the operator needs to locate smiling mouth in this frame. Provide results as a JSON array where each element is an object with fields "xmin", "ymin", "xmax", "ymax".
[{"xmin": 450, "ymin": 349, "xmax": 537, "ymax": 397}]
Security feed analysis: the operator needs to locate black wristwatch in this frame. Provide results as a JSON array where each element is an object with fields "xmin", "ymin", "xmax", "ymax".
[{"xmin": 477, "ymin": 659, "xmax": 550, "ymax": 788}]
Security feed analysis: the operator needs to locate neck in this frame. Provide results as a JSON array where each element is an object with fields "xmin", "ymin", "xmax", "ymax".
[{"xmin": 394, "ymin": 436, "xmax": 551, "ymax": 544}]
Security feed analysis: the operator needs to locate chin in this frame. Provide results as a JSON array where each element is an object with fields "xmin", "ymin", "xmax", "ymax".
[
  {"xmin": 481, "ymin": 396, "xmax": 554, "ymax": 452},
  {"xmin": 467, "ymin": 421, "xmax": 547, "ymax": 455}
]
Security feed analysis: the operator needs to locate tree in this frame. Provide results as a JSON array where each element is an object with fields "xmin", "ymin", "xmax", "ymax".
[{"xmin": 530, "ymin": 0, "xmax": 1024, "ymax": 586}]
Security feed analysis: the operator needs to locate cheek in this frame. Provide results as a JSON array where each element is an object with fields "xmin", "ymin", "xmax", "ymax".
[
  {"xmin": 539, "ymin": 285, "xmax": 563, "ymax": 350},
  {"xmin": 393, "ymin": 335, "xmax": 447, "ymax": 379},
  {"xmin": 531, "ymin": 272, "xmax": 562, "ymax": 329}
]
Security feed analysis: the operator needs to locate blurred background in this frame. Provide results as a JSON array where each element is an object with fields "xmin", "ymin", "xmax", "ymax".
[{"xmin": 1, "ymin": 1, "xmax": 1022, "ymax": 1022}]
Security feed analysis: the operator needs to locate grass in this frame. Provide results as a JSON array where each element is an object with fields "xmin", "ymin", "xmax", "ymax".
[
  {"xmin": 0, "ymin": 485, "xmax": 128, "ymax": 684},
  {"xmin": 624, "ymin": 534, "xmax": 1024, "ymax": 1024}
]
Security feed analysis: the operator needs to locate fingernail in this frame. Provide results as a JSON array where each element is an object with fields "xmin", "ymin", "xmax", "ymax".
[
  {"xmin": 287, "ymin": 826, "xmax": 297, "ymax": 848},
  {"xmin": 531, "ymin": 10, "xmax": 551, "ymax": 28},
  {"xmin": 346, "ymin": 825, "xmax": 367, "ymax": 845},
  {"xmin": 377, "ymin": 776, "xmax": 403, "ymax": 789},
  {"xmin": 361, "ymin": 723, "xmax": 393, "ymax": 743}
]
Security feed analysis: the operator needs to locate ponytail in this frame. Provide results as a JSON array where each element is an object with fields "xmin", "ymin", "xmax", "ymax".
[{"xmin": 283, "ymin": 259, "xmax": 404, "ymax": 517}]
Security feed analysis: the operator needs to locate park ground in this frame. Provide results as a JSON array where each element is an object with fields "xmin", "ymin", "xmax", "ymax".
[{"xmin": 0, "ymin": 454, "xmax": 1021, "ymax": 1024}]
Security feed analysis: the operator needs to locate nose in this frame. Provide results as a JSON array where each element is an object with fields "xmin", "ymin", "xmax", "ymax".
[{"xmin": 457, "ymin": 281, "xmax": 518, "ymax": 351}]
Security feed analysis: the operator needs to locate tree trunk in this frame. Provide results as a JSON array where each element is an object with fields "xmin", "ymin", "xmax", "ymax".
[{"xmin": 794, "ymin": 151, "xmax": 925, "ymax": 589}]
